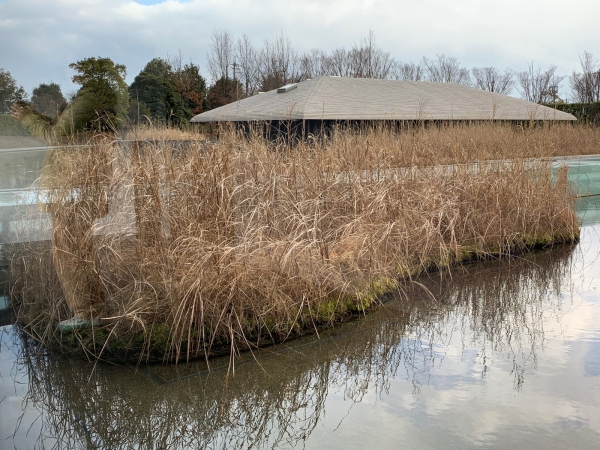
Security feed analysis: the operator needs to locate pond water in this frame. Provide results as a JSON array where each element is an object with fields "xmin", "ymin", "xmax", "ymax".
[{"xmin": 2, "ymin": 149, "xmax": 600, "ymax": 449}]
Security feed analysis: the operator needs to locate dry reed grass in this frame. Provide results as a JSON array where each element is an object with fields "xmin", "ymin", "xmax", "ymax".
[
  {"xmin": 10, "ymin": 123, "xmax": 580, "ymax": 363},
  {"xmin": 324, "ymin": 122, "xmax": 600, "ymax": 165},
  {"xmin": 31, "ymin": 123, "xmax": 206, "ymax": 147},
  {"xmin": 119, "ymin": 123, "xmax": 205, "ymax": 141}
]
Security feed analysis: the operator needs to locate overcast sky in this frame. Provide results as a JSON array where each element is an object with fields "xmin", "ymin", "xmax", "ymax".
[{"xmin": 1, "ymin": 0, "xmax": 599, "ymax": 99}]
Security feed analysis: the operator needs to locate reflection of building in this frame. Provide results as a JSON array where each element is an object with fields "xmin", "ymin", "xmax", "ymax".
[{"xmin": 191, "ymin": 77, "xmax": 577, "ymax": 138}]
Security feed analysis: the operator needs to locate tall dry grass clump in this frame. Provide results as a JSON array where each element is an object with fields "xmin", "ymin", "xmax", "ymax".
[
  {"xmin": 9, "ymin": 124, "xmax": 579, "ymax": 363},
  {"xmin": 119, "ymin": 123, "xmax": 205, "ymax": 141},
  {"xmin": 325, "ymin": 122, "xmax": 600, "ymax": 165}
]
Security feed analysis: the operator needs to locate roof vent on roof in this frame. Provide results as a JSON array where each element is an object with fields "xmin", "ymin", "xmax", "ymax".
[{"xmin": 277, "ymin": 83, "xmax": 297, "ymax": 93}]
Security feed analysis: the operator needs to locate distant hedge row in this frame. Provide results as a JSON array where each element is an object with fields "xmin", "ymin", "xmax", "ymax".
[{"xmin": 549, "ymin": 102, "xmax": 600, "ymax": 125}]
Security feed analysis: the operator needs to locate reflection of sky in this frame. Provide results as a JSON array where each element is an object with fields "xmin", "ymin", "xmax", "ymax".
[
  {"xmin": 304, "ymin": 225, "xmax": 600, "ymax": 449},
  {"xmin": 0, "ymin": 327, "xmax": 57, "ymax": 448},
  {"xmin": 582, "ymin": 341, "xmax": 600, "ymax": 377}
]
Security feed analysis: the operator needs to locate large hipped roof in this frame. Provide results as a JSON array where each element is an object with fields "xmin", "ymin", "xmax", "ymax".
[{"xmin": 191, "ymin": 77, "xmax": 576, "ymax": 123}]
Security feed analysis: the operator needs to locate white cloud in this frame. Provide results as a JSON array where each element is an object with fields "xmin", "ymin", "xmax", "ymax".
[{"xmin": 0, "ymin": 0, "xmax": 599, "ymax": 96}]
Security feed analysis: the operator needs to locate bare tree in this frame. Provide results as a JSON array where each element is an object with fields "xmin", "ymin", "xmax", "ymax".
[
  {"xmin": 235, "ymin": 34, "xmax": 260, "ymax": 98},
  {"xmin": 208, "ymin": 30, "xmax": 399, "ymax": 90},
  {"xmin": 207, "ymin": 29, "xmax": 234, "ymax": 84},
  {"xmin": 570, "ymin": 51, "xmax": 600, "ymax": 103},
  {"xmin": 299, "ymin": 49, "xmax": 332, "ymax": 80},
  {"xmin": 257, "ymin": 32, "xmax": 300, "ymax": 91},
  {"xmin": 516, "ymin": 62, "xmax": 565, "ymax": 103},
  {"xmin": 392, "ymin": 61, "xmax": 424, "ymax": 81},
  {"xmin": 329, "ymin": 48, "xmax": 353, "ymax": 77},
  {"xmin": 348, "ymin": 30, "xmax": 394, "ymax": 79},
  {"xmin": 422, "ymin": 54, "xmax": 471, "ymax": 85},
  {"xmin": 471, "ymin": 67, "xmax": 514, "ymax": 95}
]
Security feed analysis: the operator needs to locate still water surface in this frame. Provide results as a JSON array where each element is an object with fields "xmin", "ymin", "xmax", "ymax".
[{"xmin": 1, "ymin": 149, "xmax": 600, "ymax": 449}]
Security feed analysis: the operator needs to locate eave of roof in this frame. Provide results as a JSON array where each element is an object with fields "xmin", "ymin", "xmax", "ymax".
[{"xmin": 191, "ymin": 77, "xmax": 577, "ymax": 123}]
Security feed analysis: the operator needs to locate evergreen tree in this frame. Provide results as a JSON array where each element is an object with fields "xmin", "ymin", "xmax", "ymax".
[
  {"xmin": 69, "ymin": 57, "xmax": 129, "ymax": 130},
  {"xmin": 173, "ymin": 62, "xmax": 209, "ymax": 117},
  {"xmin": 129, "ymin": 58, "xmax": 177, "ymax": 124},
  {"xmin": 130, "ymin": 58, "xmax": 208, "ymax": 126},
  {"xmin": 207, "ymin": 77, "xmax": 243, "ymax": 109},
  {"xmin": 31, "ymin": 82, "xmax": 66, "ymax": 119},
  {"xmin": 0, "ymin": 68, "xmax": 27, "ymax": 113}
]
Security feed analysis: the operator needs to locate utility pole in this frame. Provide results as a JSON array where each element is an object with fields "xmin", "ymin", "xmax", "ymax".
[
  {"xmin": 231, "ymin": 60, "xmax": 239, "ymax": 101},
  {"xmin": 549, "ymin": 85, "xmax": 558, "ymax": 109}
]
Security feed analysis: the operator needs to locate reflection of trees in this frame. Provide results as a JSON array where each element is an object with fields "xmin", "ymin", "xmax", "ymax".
[
  {"xmin": 13, "ymin": 244, "xmax": 575, "ymax": 449},
  {"xmin": 404, "ymin": 244, "xmax": 576, "ymax": 390}
]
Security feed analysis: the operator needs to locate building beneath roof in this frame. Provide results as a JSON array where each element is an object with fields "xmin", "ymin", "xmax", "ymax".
[{"xmin": 190, "ymin": 76, "xmax": 576, "ymax": 139}]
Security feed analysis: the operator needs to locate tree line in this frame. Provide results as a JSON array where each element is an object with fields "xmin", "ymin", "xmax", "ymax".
[
  {"xmin": 206, "ymin": 29, "xmax": 599, "ymax": 105},
  {"xmin": 1, "ymin": 30, "xmax": 599, "ymax": 134},
  {"xmin": 2, "ymin": 55, "xmax": 210, "ymax": 134}
]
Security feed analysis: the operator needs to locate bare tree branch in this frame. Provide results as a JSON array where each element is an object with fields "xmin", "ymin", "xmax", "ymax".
[
  {"xmin": 422, "ymin": 55, "xmax": 471, "ymax": 85},
  {"xmin": 392, "ymin": 62, "xmax": 424, "ymax": 81},
  {"xmin": 570, "ymin": 51, "xmax": 600, "ymax": 103},
  {"xmin": 516, "ymin": 62, "xmax": 565, "ymax": 103},
  {"xmin": 257, "ymin": 32, "xmax": 300, "ymax": 91},
  {"xmin": 471, "ymin": 67, "xmax": 514, "ymax": 95},
  {"xmin": 299, "ymin": 49, "xmax": 331, "ymax": 80},
  {"xmin": 235, "ymin": 34, "xmax": 259, "ymax": 98},
  {"xmin": 329, "ymin": 48, "xmax": 353, "ymax": 77},
  {"xmin": 348, "ymin": 30, "xmax": 394, "ymax": 79},
  {"xmin": 207, "ymin": 29, "xmax": 234, "ymax": 84}
]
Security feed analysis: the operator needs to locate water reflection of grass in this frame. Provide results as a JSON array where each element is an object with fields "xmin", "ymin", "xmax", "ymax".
[
  {"xmin": 10, "ymin": 243, "xmax": 576, "ymax": 449},
  {"xmin": 405, "ymin": 244, "xmax": 577, "ymax": 391}
]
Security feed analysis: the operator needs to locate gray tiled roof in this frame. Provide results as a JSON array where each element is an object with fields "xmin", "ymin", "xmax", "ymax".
[{"xmin": 191, "ymin": 77, "xmax": 576, "ymax": 122}]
